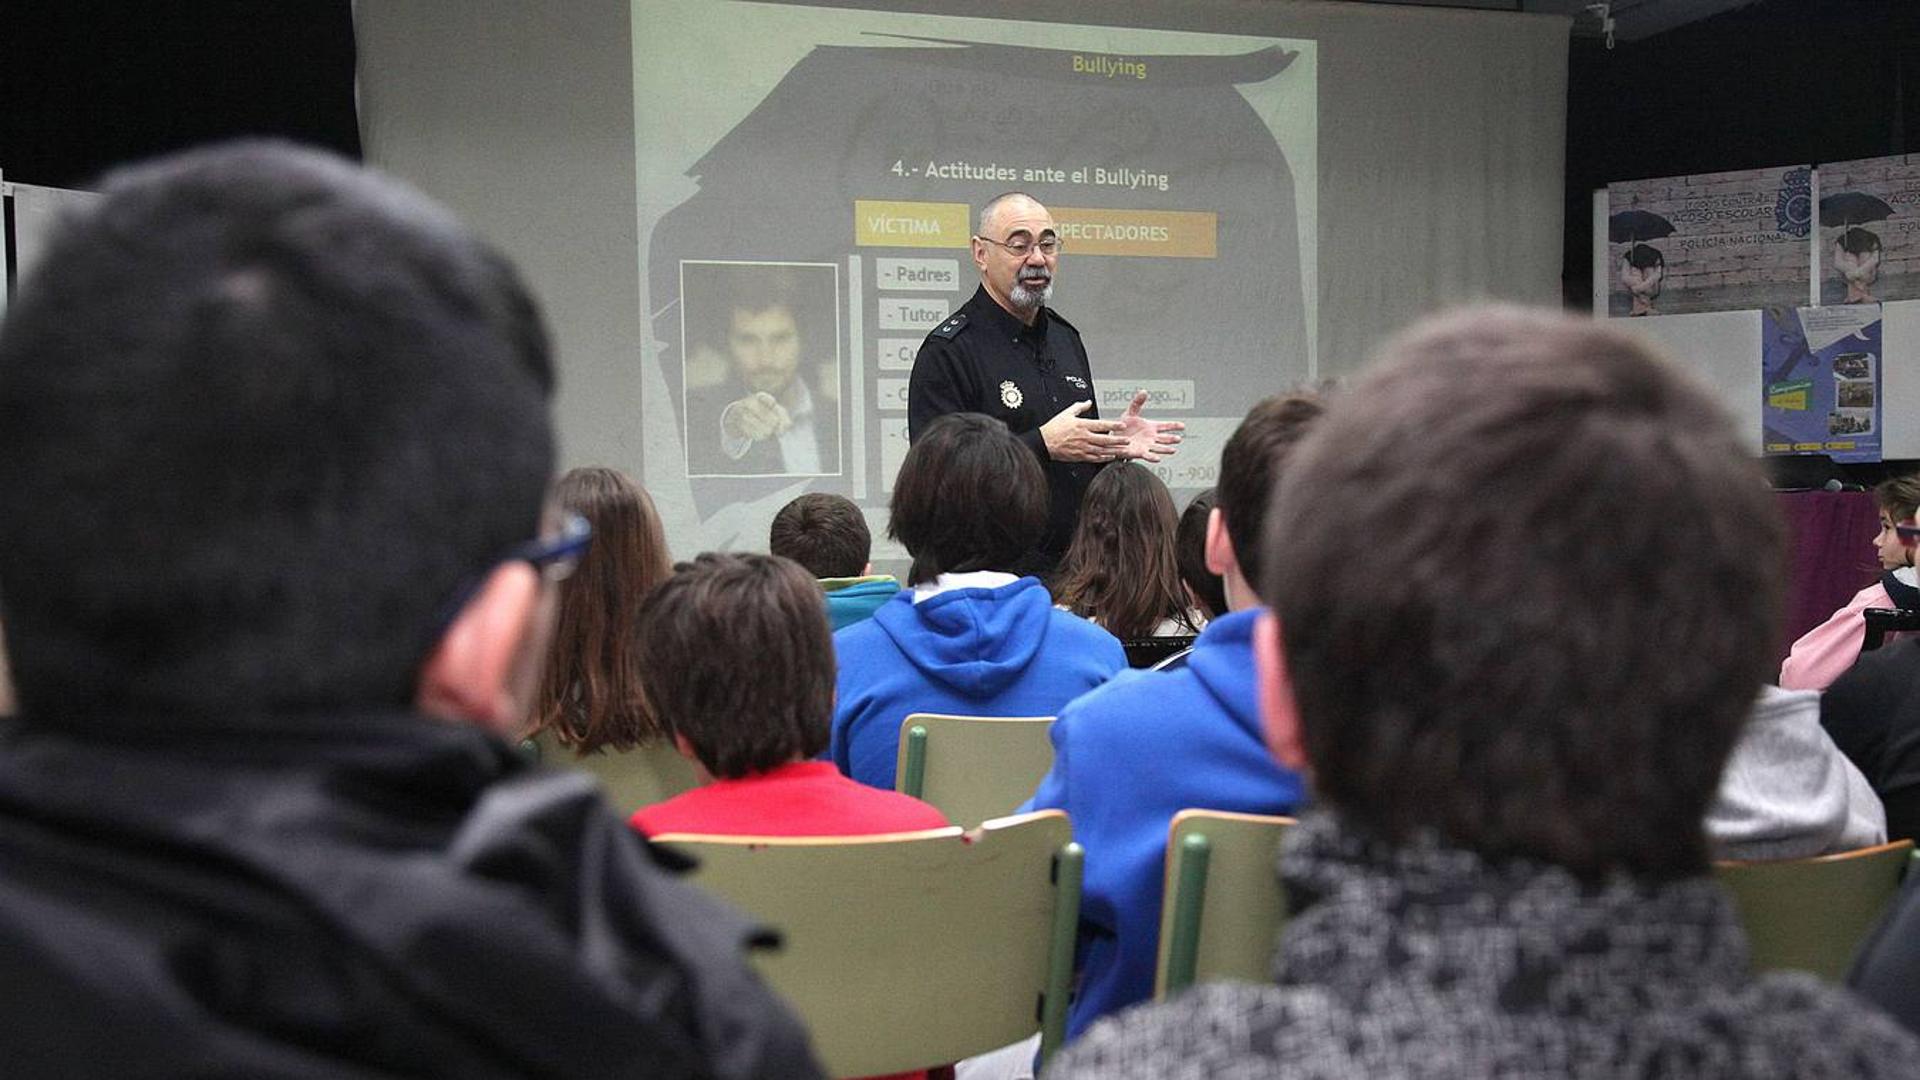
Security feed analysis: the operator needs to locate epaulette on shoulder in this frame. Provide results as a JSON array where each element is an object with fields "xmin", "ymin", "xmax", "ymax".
[
  {"xmin": 1045, "ymin": 308, "xmax": 1079, "ymax": 334},
  {"xmin": 929, "ymin": 312, "xmax": 969, "ymax": 340}
]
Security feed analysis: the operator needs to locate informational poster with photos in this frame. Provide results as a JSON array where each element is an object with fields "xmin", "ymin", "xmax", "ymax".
[
  {"xmin": 1817, "ymin": 154, "xmax": 1920, "ymax": 307},
  {"xmin": 1761, "ymin": 304, "xmax": 1882, "ymax": 463},
  {"xmin": 1608, "ymin": 165, "xmax": 1812, "ymax": 318}
]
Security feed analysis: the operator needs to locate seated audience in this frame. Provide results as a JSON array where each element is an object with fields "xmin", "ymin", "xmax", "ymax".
[
  {"xmin": 1050, "ymin": 463, "xmax": 1204, "ymax": 638},
  {"xmin": 528, "ymin": 465, "xmax": 673, "ymax": 753},
  {"xmin": 1022, "ymin": 393, "xmax": 1320, "ymax": 1039},
  {"xmin": 1821, "ymin": 636, "xmax": 1920, "ymax": 843},
  {"xmin": 832, "ymin": 413, "xmax": 1125, "ymax": 791},
  {"xmin": 1708, "ymin": 683, "xmax": 1884, "ymax": 859},
  {"xmin": 1174, "ymin": 489, "xmax": 1227, "ymax": 623},
  {"xmin": 0, "ymin": 142, "xmax": 817, "ymax": 1078},
  {"xmin": 1048, "ymin": 307, "xmax": 1920, "ymax": 1077},
  {"xmin": 631, "ymin": 552, "xmax": 948, "ymax": 838},
  {"xmin": 1779, "ymin": 473, "xmax": 1920, "ymax": 690},
  {"xmin": 770, "ymin": 491, "xmax": 900, "ymax": 630}
]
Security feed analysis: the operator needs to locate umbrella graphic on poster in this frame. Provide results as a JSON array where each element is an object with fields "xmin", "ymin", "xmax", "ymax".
[
  {"xmin": 1609, "ymin": 209, "xmax": 1674, "ymax": 317},
  {"xmin": 1820, "ymin": 191, "xmax": 1894, "ymax": 305}
]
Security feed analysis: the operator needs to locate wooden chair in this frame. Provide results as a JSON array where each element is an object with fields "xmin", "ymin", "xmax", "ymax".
[
  {"xmin": 1121, "ymin": 635, "xmax": 1199, "ymax": 669},
  {"xmin": 895, "ymin": 713, "xmax": 1055, "ymax": 826},
  {"xmin": 656, "ymin": 811, "xmax": 1082, "ymax": 1077},
  {"xmin": 1153, "ymin": 809, "xmax": 1296, "ymax": 1000},
  {"xmin": 521, "ymin": 730, "xmax": 700, "ymax": 814},
  {"xmin": 1715, "ymin": 839, "xmax": 1917, "ymax": 981}
]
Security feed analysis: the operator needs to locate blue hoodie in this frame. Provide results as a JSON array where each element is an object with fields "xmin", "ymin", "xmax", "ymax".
[
  {"xmin": 831, "ymin": 576, "xmax": 1125, "ymax": 791},
  {"xmin": 820, "ymin": 575, "xmax": 901, "ymax": 631},
  {"xmin": 1019, "ymin": 607, "xmax": 1308, "ymax": 1039}
]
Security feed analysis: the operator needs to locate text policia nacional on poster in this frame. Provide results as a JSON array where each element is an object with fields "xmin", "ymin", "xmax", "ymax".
[{"xmin": 632, "ymin": 1, "xmax": 1316, "ymax": 553}]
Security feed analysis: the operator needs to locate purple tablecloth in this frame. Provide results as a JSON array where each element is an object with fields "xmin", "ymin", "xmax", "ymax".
[{"xmin": 1777, "ymin": 490, "xmax": 1881, "ymax": 668}]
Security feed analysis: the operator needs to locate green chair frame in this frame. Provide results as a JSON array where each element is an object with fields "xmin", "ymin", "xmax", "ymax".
[
  {"xmin": 1715, "ymin": 838, "xmax": 1917, "ymax": 981},
  {"xmin": 521, "ymin": 729, "xmax": 701, "ymax": 814},
  {"xmin": 1154, "ymin": 809, "xmax": 1296, "ymax": 1000},
  {"xmin": 895, "ymin": 713, "xmax": 1056, "ymax": 826},
  {"xmin": 657, "ymin": 811, "xmax": 1082, "ymax": 1077}
]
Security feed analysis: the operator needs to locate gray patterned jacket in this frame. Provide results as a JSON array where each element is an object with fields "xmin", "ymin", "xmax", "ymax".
[{"xmin": 1046, "ymin": 812, "xmax": 1920, "ymax": 1079}]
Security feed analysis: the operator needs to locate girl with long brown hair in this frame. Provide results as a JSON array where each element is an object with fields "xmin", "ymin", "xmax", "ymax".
[
  {"xmin": 530, "ymin": 467, "xmax": 674, "ymax": 751},
  {"xmin": 1051, "ymin": 463, "xmax": 1203, "ymax": 639}
]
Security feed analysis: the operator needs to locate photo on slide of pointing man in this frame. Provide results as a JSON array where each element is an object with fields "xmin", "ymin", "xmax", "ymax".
[{"xmin": 681, "ymin": 260, "xmax": 843, "ymax": 478}]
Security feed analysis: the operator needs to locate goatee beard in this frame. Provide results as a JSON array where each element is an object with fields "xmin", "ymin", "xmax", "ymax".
[{"xmin": 1010, "ymin": 277, "xmax": 1053, "ymax": 312}]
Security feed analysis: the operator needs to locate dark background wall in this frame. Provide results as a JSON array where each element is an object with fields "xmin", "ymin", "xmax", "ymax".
[
  {"xmin": 1563, "ymin": 0, "xmax": 1920, "ymax": 309},
  {"xmin": 0, "ymin": 0, "xmax": 358, "ymax": 190}
]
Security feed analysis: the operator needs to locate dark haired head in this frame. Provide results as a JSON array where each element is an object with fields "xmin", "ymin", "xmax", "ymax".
[
  {"xmin": 1262, "ymin": 306, "xmax": 1780, "ymax": 880},
  {"xmin": 634, "ymin": 552, "xmax": 835, "ymax": 778},
  {"xmin": 0, "ymin": 141, "xmax": 555, "ymax": 720},
  {"xmin": 1217, "ymin": 393, "xmax": 1326, "ymax": 598},
  {"xmin": 533, "ymin": 467, "xmax": 673, "ymax": 753},
  {"xmin": 1840, "ymin": 227, "xmax": 1883, "ymax": 256},
  {"xmin": 1625, "ymin": 243, "xmax": 1664, "ymax": 270},
  {"xmin": 888, "ymin": 413, "xmax": 1047, "ymax": 586},
  {"xmin": 770, "ymin": 493, "xmax": 872, "ymax": 579},
  {"xmin": 1875, "ymin": 474, "xmax": 1920, "ymax": 521},
  {"xmin": 1176, "ymin": 490, "xmax": 1227, "ymax": 620},
  {"xmin": 1051, "ymin": 464, "xmax": 1196, "ymax": 638}
]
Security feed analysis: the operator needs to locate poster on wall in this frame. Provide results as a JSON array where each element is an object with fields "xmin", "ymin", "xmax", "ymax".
[
  {"xmin": 1816, "ymin": 154, "xmax": 1920, "ymax": 307},
  {"xmin": 1607, "ymin": 165, "xmax": 1811, "ymax": 318},
  {"xmin": 1761, "ymin": 304, "xmax": 1882, "ymax": 463}
]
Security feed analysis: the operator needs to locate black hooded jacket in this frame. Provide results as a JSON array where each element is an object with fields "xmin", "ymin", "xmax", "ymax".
[{"xmin": 0, "ymin": 707, "xmax": 823, "ymax": 1079}]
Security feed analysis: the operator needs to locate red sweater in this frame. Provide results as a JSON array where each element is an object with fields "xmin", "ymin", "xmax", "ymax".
[{"xmin": 631, "ymin": 760, "xmax": 949, "ymax": 838}]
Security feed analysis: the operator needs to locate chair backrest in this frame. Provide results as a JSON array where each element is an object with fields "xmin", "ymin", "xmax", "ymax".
[
  {"xmin": 1862, "ymin": 607, "xmax": 1920, "ymax": 651},
  {"xmin": 895, "ymin": 713, "xmax": 1055, "ymax": 826},
  {"xmin": 656, "ymin": 812, "xmax": 1081, "ymax": 1077},
  {"xmin": 1122, "ymin": 635, "xmax": 1199, "ymax": 668},
  {"xmin": 1154, "ymin": 809, "xmax": 1296, "ymax": 1000},
  {"xmin": 1715, "ymin": 839, "xmax": 1916, "ymax": 981},
  {"xmin": 522, "ymin": 730, "xmax": 701, "ymax": 814}
]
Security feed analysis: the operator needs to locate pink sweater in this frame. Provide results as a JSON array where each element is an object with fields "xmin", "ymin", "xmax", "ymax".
[{"xmin": 1780, "ymin": 578, "xmax": 1909, "ymax": 691}]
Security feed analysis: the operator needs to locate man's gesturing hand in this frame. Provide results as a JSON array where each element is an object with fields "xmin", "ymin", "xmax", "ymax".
[
  {"xmin": 1040, "ymin": 401, "xmax": 1131, "ymax": 463},
  {"xmin": 1112, "ymin": 389, "xmax": 1184, "ymax": 464},
  {"xmin": 720, "ymin": 392, "xmax": 793, "ymax": 443}
]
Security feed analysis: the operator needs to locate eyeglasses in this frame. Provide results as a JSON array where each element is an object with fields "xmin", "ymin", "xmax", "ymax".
[
  {"xmin": 431, "ymin": 513, "xmax": 594, "ymax": 631},
  {"xmin": 508, "ymin": 512, "xmax": 594, "ymax": 583},
  {"xmin": 975, "ymin": 234, "xmax": 1063, "ymax": 258},
  {"xmin": 1896, "ymin": 521, "xmax": 1920, "ymax": 546}
]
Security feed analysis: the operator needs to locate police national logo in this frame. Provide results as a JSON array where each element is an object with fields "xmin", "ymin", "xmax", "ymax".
[{"xmin": 999, "ymin": 380, "xmax": 1023, "ymax": 410}]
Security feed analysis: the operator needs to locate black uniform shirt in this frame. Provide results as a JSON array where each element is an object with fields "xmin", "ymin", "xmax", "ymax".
[{"xmin": 908, "ymin": 285, "xmax": 1103, "ymax": 566}]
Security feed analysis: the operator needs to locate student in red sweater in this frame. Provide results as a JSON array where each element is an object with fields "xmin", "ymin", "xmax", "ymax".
[{"xmin": 630, "ymin": 552, "xmax": 950, "ymax": 838}]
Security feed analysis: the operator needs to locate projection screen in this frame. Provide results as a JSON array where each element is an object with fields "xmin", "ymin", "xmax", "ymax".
[
  {"xmin": 356, "ymin": 0, "xmax": 1568, "ymax": 562},
  {"xmin": 635, "ymin": 2, "xmax": 1315, "ymax": 551}
]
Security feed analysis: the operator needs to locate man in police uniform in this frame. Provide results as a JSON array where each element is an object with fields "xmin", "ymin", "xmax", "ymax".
[{"xmin": 907, "ymin": 192, "xmax": 1183, "ymax": 570}]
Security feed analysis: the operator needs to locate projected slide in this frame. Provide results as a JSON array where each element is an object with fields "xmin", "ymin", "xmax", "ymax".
[{"xmin": 634, "ymin": 1, "xmax": 1316, "ymax": 552}]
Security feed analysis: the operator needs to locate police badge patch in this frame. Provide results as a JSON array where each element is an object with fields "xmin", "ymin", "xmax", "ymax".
[{"xmin": 999, "ymin": 380, "xmax": 1023, "ymax": 410}]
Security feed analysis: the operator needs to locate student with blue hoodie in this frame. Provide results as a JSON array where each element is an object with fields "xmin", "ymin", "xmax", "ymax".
[
  {"xmin": 770, "ymin": 492, "xmax": 900, "ymax": 630},
  {"xmin": 1021, "ymin": 393, "xmax": 1322, "ymax": 1041},
  {"xmin": 832, "ymin": 413, "xmax": 1126, "ymax": 791}
]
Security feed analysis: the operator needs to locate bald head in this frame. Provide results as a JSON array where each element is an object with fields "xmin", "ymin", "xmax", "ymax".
[{"xmin": 979, "ymin": 191, "xmax": 1047, "ymax": 235}]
